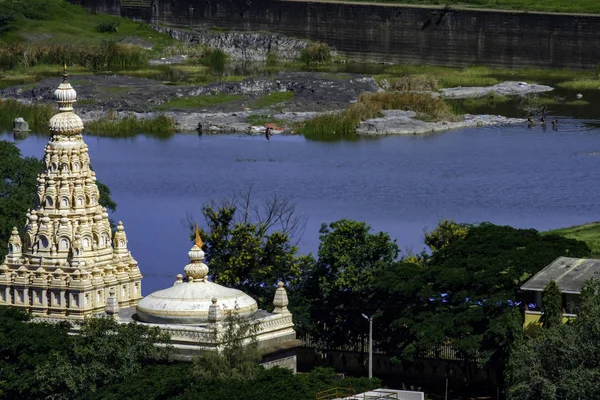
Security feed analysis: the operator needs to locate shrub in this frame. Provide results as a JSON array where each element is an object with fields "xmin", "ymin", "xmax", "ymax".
[
  {"xmin": 204, "ymin": 48, "xmax": 228, "ymax": 76},
  {"xmin": 300, "ymin": 42, "xmax": 332, "ymax": 65},
  {"xmin": 95, "ymin": 21, "xmax": 119, "ymax": 33},
  {"xmin": 391, "ymin": 74, "xmax": 438, "ymax": 91},
  {"xmin": 266, "ymin": 50, "xmax": 278, "ymax": 66}
]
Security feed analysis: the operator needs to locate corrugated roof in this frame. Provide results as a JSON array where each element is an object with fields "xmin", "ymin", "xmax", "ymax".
[{"xmin": 521, "ymin": 256, "xmax": 600, "ymax": 293}]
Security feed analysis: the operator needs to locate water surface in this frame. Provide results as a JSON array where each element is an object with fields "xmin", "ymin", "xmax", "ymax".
[{"xmin": 5, "ymin": 120, "xmax": 600, "ymax": 294}]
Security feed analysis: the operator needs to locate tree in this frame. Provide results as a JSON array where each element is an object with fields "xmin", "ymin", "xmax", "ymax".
[
  {"xmin": 0, "ymin": 141, "xmax": 41, "ymax": 261},
  {"xmin": 375, "ymin": 222, "xmax": 590, "ymax": 393},
  {"xmin": 194, "ymin": 312, "xmax": 262, "ymax": 381},
  {"xmin": 424, "ymin": 219, "xmax": 469, "ymax": 253},
  {"xmin": 190, "ymin": 188, "xmax": 313, "ymax": 310},
  {"xmin": 539, "ymin": 280, "xmax": 562, "ymax": 330},
  {"xmin": 0, "ymin": 141, "xmax": 117, "ymax": 261},
  {"xmin": 34, "ymin": 317, "xmax": 172, "ymax": 398},
  {"xmin": 306, "ymin": 219, "xmax": 399, "ymax": 349},
  {"xmin": 507, "ymin": 279, "xmax": 600, "ymax": 400}
]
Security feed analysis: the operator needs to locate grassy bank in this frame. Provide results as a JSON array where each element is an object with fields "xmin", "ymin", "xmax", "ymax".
[
  {"xmin": 299, "ymin": 91, "xmax": 458, "ymax": 140},
  {"xmin": 0, "ymin": 0, "xmax": 172, "ymax": 50},
  {"xmin": 342, "ymin": 0, "xmax": 600, "ymax": 14},
  {"xmin": 377, "ymin": 65, "xmax": 597, "ymax": 90},
  {"xmin": 0, "ymin": 99, "xmax": 54, "ymax": 132},
  {"xmin": 85, "ymin": 114, "xmax": 177, "ymax": 138},
  {"xmin": 545, "ymin": 222, "xmax": 600, "ymax": 257}
]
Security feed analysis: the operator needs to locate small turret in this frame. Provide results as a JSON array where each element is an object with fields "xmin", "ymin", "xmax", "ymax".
[
  {"xmin": 208, "ymin": 298, "xmax": 221, "ymax": 323},
  {"xmin": 7, "ymin": 227, "xmax": 22, "ymax": 263},
  {"xmin": 113, "ymin": 221, "xmax": 129, "ymax": 256},
  {"xmin": 273, "ymin": 281, "xmax": 290, "ymax": 315}
]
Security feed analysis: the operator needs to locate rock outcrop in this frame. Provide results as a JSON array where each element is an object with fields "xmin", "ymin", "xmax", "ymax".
[{"xmin": 150, "ymin": 26, "xmax": 311, "ymax": 61}]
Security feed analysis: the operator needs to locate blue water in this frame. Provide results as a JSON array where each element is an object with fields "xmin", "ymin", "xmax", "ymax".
[{"xmin": 5, "ymin": 119, "xmax": 600, "ymax": 294}]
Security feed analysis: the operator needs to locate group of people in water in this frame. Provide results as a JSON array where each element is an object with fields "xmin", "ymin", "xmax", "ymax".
[
  {"xmin": 527, "ymin": 107, "xmax": 559, "ymax": 129},
  {"xmin": 196, "ymin": 123, "xmax": 273, "ymax": 139}
]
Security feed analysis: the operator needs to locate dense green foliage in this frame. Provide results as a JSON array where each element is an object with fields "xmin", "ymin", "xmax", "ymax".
[
  {"xmin": 305, "ymin": 219, "xmax": 399, "ymax": 348},
  {"xmin": 0, "ymin": 307, "xmax": 171, "ymax": 399},
  {"xmin": 539, "ymin": 280, "xmax": 563, "ymax": 330},
  {"xmin": 507, "ymin": 279, "xmax": 600, "ymax": 399},
  {"xmin": 0, "ymin": 141, "xmax": 40, "ymax": 261},
  {"xmin": 88, "ymin": 364, "xmax": 379, "ymax": 400},
  {"xmin": 0, "ymin": 141, "xmax": 116, "ymax": 261}
]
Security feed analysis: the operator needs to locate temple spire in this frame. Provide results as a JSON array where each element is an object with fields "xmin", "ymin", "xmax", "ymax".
[{"xmin": 195, "ymin": 224, "xmax": 203, "ymax": 248}]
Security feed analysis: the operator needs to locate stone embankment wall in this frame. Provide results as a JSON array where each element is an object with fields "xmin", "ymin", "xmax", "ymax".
[
  {"xmin": 77, "ymin": 0, "xmax": 600, "ymax": 69},
  {"xmin": 150, "ymin": 25, "xmax": 310, "ymax": 61}
]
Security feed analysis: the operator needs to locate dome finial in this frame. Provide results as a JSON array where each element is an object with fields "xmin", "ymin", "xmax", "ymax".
[
  {"xmin": 63, "ymin": 63, "xmax": 68, "ymax": 82},
  {"xmin": 195, "ymin": 223, "xmax": 203, "ymax": 248}
]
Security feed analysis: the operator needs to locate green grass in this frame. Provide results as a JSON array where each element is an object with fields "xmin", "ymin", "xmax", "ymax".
[
  {"xmin": 377, "ymin": 65, "xmax": 596, "ymax": 90},
  {"xmin": 0, "ymin": 98, "xmax": 54, "ymax": 133},
  {"xmin": 300, "ymin": 91, "xmax": 459, "ymax": 140},
  {"xmin": 0, "ymin": 0, "xmax": 174, "ymax": 51},
  {"xmin": 251, "ymin": 92, "xmax": 294, "ymax": 109},
  {"xmin": 334, "ymin": 0, "xmax": 600, "ymax": 14},
  {"xmin": 545, "ymin": 222, "xmax": 600, "ymax": 257},
  {"xmin": 155, "ymin": 93, "xmax": 244, "ymax": 110},
  {"xmin": 0, "ymin": 64, "xmax": 87, "ymax": 89},
  {"xmin": 557, "ymin": 79, "xmax": 600, "ymax": 90},
  {"xmin": 85, "ymin": 114, "xmax": 176, "ymax": 138}
]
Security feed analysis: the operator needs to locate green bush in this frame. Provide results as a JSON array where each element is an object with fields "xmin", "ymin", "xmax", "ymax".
[
  {"xmin": 204, "ymin": 48, "xmax": 227, "ymax": 76},
  {"xmin": 300, "ymin": 42, "xmax": 332, "ymax": 65},
  {"xmin": 266, "ymin": 50, "xmax": 278, "ymax": 66},
  {"xmin": 95, "ymin": 21, "xmax": 119, "ymax": 33}
]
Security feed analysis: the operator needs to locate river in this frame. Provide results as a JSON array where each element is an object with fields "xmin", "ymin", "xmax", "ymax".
[{"xmin": 4, "ymin": 119, "xmax": 600, "ymax": 294}]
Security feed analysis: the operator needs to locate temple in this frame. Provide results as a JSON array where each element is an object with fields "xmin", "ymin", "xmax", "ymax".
[
  {"xmin": 0, "ymin": 67, "xmax": 143, "ymax": 317},
  {"xmin": 0, "ymin": 71, "xmax": 298, "ymax": 369},
  {"xmin": 130, "ymin": 227, "xmax": 298, "ymax": 368}
]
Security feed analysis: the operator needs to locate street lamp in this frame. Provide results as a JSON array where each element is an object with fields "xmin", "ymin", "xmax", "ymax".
[{"xmin": 361, "ymin": 313, "xmax": 373, "ymax": 379}]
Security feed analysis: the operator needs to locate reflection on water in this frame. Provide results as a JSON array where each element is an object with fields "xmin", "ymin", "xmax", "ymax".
[{"xmin": 5, "ymin": 119, "xmax": 600, "ymax": 294}]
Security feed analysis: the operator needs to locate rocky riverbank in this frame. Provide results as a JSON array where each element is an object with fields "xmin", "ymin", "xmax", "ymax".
[{"xmin": 0, "ymin": 71, "xmax": 554, "ymax": 136}]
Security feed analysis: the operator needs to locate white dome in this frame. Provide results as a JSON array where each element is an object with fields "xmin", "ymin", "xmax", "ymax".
[
  {"xmin": 136, "ymin": 280, "xmax": 258, "ymax": 325},
  {"xmin": 49, "ymin": 112, "xmax": 84, "ymax": 135}
]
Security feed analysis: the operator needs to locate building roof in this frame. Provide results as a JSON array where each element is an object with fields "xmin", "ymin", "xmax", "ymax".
[{"xmin": 521, "ymin": 256, "xmax": 600, "ymax": 294}]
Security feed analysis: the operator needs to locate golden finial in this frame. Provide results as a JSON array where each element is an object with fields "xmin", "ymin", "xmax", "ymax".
[
  {"xmin": 62, "ymin": 63, "xmax": 68, "ymax": 82},
  {"xmin": 195, "ymin": 223, "xmax": 203, "ymax": 248}
]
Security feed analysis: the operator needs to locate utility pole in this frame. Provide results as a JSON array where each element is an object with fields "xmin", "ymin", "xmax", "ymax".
[{"xmin": 361, "ymin": 313, "xmax": 373, "ymax": 379}]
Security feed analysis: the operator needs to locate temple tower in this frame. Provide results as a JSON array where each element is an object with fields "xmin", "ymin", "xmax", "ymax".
[{"xmin": 0, "ymin": 68, "xmax": 142, "ymax": 318}]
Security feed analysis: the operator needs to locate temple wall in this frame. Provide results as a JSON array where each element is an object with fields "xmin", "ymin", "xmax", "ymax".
[{"xmin": 75, "ymin": 0, "xmax": 600, "ymax": 69}]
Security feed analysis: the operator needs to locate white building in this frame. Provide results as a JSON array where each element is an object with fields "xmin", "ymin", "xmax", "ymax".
[{"xmin": 0, "ymin": 68, "xmax": 142, "ymax": 317}]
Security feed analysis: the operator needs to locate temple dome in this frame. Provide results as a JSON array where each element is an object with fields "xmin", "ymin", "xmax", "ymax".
[
  {"xmin": 136, "ymin": 229, "xmax": 257, "ymax": 325},
  {"xmin": 136, "ymin": 280, "xmax": 257, "ymax": 325}
]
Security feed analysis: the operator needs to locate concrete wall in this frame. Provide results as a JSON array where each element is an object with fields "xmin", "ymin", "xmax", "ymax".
[{"xmin": 76, "ymin": 0, "xmax": 600, "ymax": 69}]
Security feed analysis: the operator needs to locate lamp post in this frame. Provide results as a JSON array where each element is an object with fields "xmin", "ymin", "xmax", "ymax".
[{"xmin": 361, "ymin": 313, "xmax": 373, "ymax": 379}]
